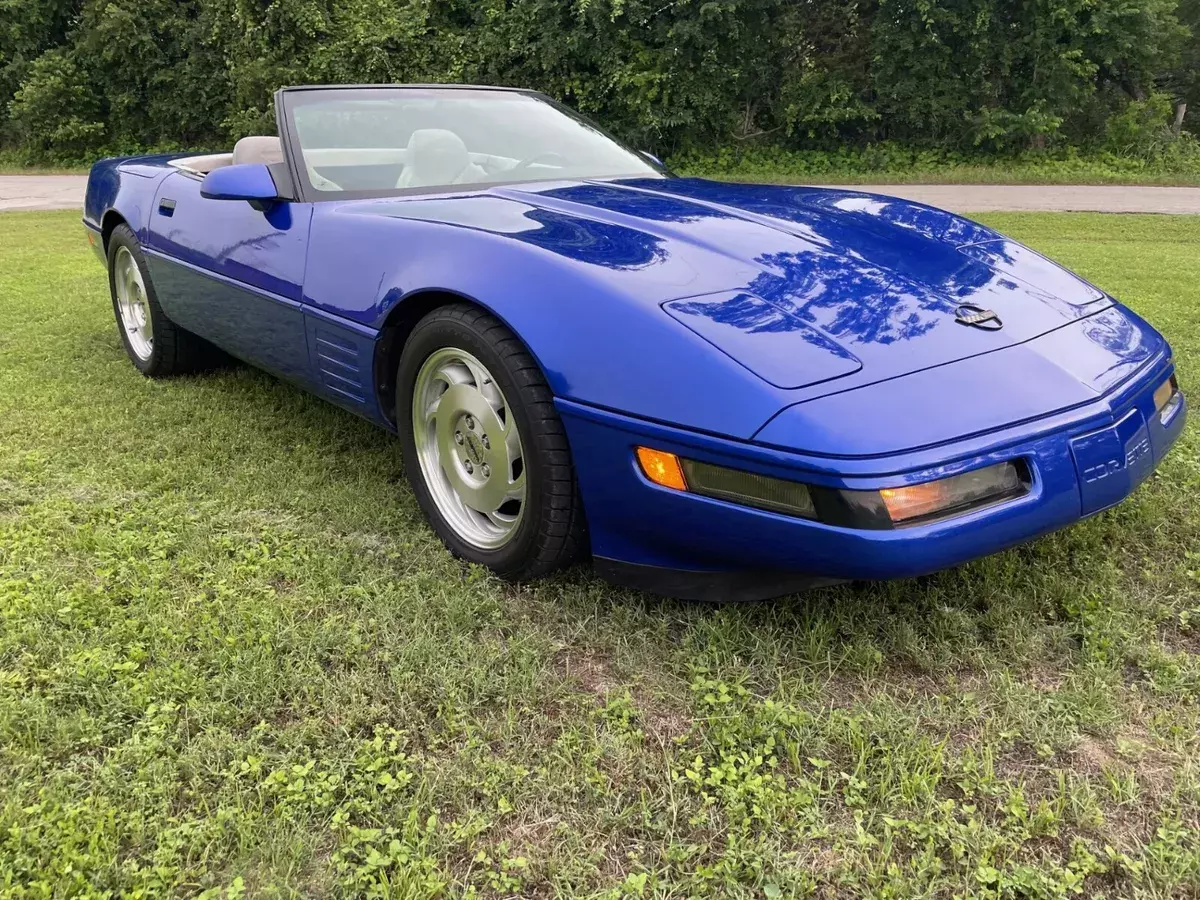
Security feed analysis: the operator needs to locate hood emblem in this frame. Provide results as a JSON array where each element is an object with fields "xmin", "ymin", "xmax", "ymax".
[{"xmin": 955, "ymin": 304, "xmax": 1003, "ymax": 330}]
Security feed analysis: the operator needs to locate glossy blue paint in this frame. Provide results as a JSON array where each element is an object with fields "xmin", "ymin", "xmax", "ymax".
[
  {"xmin": 81, "ymin": 89, "xmax": 1187, "ymax": 594},
  {"xmin": 663, "ymin": 290, "xmax": 863, "ymax": 390},
  {"xmin": 753, "ymin": 310, "xmax": 1169, "ymax": 457},
  {"xmin": 200, "ymin": 163, "xmax": 279, "ymax": 202},
  {"xmin": 84, "ymin": 154, "xmax": 177, "ymax": 244},
  {"xmin": 142, "ymin": 171, "xmax": 313, "ymax": 381},
  {"xmin": 148, "ymin": 173, "xmax": 308, "ymax": 301},
  {"xmin": 557, "ymin": 360, "xmax": 1184, "ymax": 579}
]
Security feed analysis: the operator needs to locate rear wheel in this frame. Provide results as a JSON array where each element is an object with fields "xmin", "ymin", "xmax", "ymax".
[
  {"xmin": 397, "ymin": 304, "xmax": 586, "ymax": 579},
  {"xmin": 107, "ymin": 224, "xmax": 217, "ymax": 377}
]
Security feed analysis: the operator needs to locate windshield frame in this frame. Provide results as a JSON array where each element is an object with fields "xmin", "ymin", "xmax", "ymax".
[{"xmin": 273, "ymin": 84, "xmax": 670, "ymax": 203}]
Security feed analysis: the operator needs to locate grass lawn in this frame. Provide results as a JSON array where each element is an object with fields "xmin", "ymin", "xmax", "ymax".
[
  {"xmin": 671, "ymin": 148, "xmax": 1200, "ymax": 187},
  {"xmin": 673, "ymin": 163, "xmax": 1200, "ymax": 187},
  {"xmin": 1, "ymin": 211, "xmax": 1198, "ymax": 898},
  {"xmin": 0, "ymin": 166, "xmax": 91, "ymax": 177}
]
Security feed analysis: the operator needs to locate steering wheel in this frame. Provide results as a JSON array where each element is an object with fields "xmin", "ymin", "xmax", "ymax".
[{"xmin": 506, "ymin": 151, "xmax": 568, "ymax": 176}]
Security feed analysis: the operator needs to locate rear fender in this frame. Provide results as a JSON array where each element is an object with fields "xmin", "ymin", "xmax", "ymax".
[{"xmin": 84, "ymin": 156, "xmax": 177, "ymax": 252}]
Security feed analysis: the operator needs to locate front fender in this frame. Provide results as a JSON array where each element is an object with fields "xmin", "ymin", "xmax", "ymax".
[{"xmin": 302, "ymin": 198, "xmax": 790, "ymax": 439}]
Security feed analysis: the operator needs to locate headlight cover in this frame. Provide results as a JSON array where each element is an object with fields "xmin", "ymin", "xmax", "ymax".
[
  {"xmin": 636, "ymin": 448, "xmax": 1030, "ymax": 530},
  {"xmin": 682, "ymin": 458, "xmax": 818, "ymax": 519},
  {"xmin": 1153, "ymin": 374, "xmax": 1181, "ymax": 423},
  {"xmin": 842, "ymin": 461, "xmax": 1029, "ymax": 527}
]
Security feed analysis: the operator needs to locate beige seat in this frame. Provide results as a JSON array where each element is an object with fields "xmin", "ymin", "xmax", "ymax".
[
  {"xmin": 396, "ymin": 129, "xmax": 486, "ymax": 188},
  {"xmin": 232, "ymin": 134, "xmax": 342, "ymax": 191},
  {"xmin": 232, "ymin": 136, "xmax": 284, "ymax": 166}
]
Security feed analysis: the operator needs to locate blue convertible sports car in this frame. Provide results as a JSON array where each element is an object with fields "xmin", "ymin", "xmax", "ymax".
[{"xmin": 83, "ymin": 84, "xmax": 1187, "ymax": 600}]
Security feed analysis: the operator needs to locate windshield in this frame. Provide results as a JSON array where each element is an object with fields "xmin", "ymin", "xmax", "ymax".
[{"xmin": 281, "ymin": 87, "xmax": 664, "ymax": 197}]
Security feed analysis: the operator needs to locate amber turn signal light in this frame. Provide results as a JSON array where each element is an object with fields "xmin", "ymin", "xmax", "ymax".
[{"xmin": 636, "ymin": 447, "xmax": 688, "ymax": 491}]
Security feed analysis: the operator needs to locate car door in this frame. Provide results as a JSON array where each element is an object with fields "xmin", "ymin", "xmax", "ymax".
[{"xmin": 145, "ymin": 169, "xmax": 314, "ymax": 384}]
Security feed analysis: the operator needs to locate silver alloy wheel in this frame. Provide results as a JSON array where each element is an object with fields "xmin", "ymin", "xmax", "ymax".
[
  {"xmin": 113, "ymin": 246, "xmax": 153, "ymax": 360},
  {"xmin": 412, "ymin": 347, "xmax": 526, "ymax": 550}
]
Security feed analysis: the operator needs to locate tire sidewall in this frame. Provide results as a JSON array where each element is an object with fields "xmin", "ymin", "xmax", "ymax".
[
  {"xmin": 397, "ymin": 313, "xmax": 549, "ymax": 575},
  {"xmin": 107, "ymin": 226, "xmax": 162, "ymax": 375}
]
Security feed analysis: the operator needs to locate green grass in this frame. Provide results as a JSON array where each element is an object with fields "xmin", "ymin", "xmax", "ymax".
[
  {"xmin": 1, "ymin": 211, "xmax": 1198, "ymax": 899},
  {"xmin": 0, "ymin": 166, "xmax": 90, "ymax": 177},
  {"xmin": 671, "ymin": 146, "xmax": 1200, "ymax": 186}
]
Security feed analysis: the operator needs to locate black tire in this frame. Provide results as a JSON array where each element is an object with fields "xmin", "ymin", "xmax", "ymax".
[
  {"xmin": 397, "ymin": 304, "xmax": 587, "ymax": 580},
  {"xmin": 107, "ymin": 224, "xmax": 217, "ymax": 377}
]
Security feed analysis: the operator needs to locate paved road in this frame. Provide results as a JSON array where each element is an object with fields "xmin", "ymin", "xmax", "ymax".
[
  {"xmin": 1, "ymin": 175, "xmax": 90, "ymax": 211},
  {"xmin": 840, "ymin": 183, "xmax": 1200, "ymax": 215},
  {"xmin": 3, "ymin": 174, "xmax": 1199, "ymax": 214}
]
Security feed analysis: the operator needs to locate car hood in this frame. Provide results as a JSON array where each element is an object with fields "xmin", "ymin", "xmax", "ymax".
[
  {"xmin": 478, "ymin": 178, "xmax": 1109, "ymax": 395},
  {"xmin": 347, "ymin": 178, "xmax": 1152, "ymax": 446}
]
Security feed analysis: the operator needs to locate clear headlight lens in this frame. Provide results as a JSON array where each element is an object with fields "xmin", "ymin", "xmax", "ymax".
[
  {"xmin": 873, "ymin": 462, "xmax": 1027, "ymax": 524},
  {"xmin": 1153, "ymin": 374, "xmax": 1181, "ymax": 422}
]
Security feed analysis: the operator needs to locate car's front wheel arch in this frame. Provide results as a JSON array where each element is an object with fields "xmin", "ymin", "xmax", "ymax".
[
  {"xmin": 101, "ymin": 210, "xmax": 129, "ymax": 255},
  {"xmin": 374, "ymin": 289, "xmax": 535, "ymax": 431}
]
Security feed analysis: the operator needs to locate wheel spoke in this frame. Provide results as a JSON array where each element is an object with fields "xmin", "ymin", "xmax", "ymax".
[
  {"xmin": 422, "ymin": 396, "xmax": 441, "ymax": 426},
  {"xmin": 502, "ymin": 420, "xmax": 522, "ymax": 461},
  {"xmin": 485, "ymin": 509, "xmax": 516, "ymax": 528},
  {"xmin": 480, "ymin": 381, "xmax": 502, "ymax": 412},
  {"xmin": 504, "ymin": 469, "xmax": 526, "ymax": 502},
  {"xmin": 464, "ymin": 357, "xmax": 488, "ymax": 386},
  {"xmin": 463, "ymin": 358, "xmax": 505, "ymax": 412},
  {"xmin": 439, "ymin": 362, "xmax": 472, "ymax": 386}
]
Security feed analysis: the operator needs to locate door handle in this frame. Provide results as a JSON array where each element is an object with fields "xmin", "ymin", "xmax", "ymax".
[{"xmin": 158, "ymin": 198, "xmax": 176, "ymax": 216}]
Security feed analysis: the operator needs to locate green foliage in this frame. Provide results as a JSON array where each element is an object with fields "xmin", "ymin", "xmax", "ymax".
[
  {"xmin": 1102, "ymin": 89, "xmax": 1200, "ymax": 167},
  {"xmin": 0, "ymin": 0, "xmax": 81, "ymax": 128},
  {"xmin": 0, "ymin": 0, "xmax": 1197, "ymax": 165},
  {"xmin": 1178, "ymin": 0, "xmax": 1200, "ymax": 126},
  {"xmin": 7, "ymin": 49, "xmax": 104, "ymax": 158}
]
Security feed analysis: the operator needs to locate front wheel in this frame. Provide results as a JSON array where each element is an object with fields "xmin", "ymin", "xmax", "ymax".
[{"xmin": 397, "ymin": 304, "xmax": 586, "ymax": 580}]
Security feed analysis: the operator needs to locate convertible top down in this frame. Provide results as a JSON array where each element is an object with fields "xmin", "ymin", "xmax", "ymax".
[{"xmin": 84, "ymin": 84, "xmax": 1186, "ymax": 600}]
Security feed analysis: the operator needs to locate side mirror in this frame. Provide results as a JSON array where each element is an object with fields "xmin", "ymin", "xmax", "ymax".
[
  {"xmin": 200, "ymin": 163, "xmax": 279, "ymax": 208},
  {"xmin": 640, "ymin": 150, "xmax": 664, "ymax": 167}
]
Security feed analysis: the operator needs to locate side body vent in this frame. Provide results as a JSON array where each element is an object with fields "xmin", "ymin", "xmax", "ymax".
[{"xmin": 305, "ymin": 316, "xmax": 373, "ymax": 406}]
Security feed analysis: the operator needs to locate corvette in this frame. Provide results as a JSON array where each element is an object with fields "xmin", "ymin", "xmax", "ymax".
[{"xmin": 83, "ymin": 84, "xmax": 1186, "ymax": 600}]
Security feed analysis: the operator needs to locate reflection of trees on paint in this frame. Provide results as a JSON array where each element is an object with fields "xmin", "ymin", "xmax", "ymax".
[
  {"xmin": 1083, "ymin": 308, "xmax": 1152, "ymax": 379},
  {"xmin": 517, "ymin": 209, "xmax": 669, "ymax": 270},
  {"xmin": 670, "ymin": 293, "xmax": 859, "ymax": 361}
]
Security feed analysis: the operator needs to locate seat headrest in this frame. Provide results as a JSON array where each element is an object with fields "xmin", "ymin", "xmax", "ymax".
[
  {"xmin": 403, "ymin": 129, "xmax": 470, "ymax": 187},
  {"xmin": 232, "ymin": 136, "xmax": 284, "ymax": 167}
]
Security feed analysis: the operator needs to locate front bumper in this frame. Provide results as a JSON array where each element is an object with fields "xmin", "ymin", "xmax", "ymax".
[{"xmin": 560, "ymin": 356, "xmax": 1185, "ymax": 600}]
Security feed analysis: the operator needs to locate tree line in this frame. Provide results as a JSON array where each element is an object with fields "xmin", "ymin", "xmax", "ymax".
[{"xmin": 2, "ymin": 0, "xmax": 1198, "ymax": 165}]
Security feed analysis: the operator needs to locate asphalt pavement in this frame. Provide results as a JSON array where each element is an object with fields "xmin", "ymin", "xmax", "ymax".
[{"xmin": 1, "ymin": 175, "xmax": 91, "ymax": 211}]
